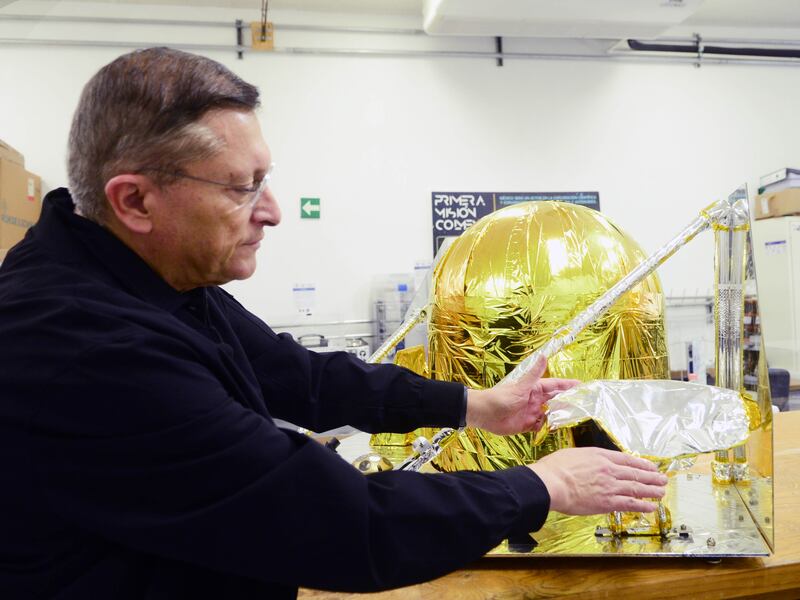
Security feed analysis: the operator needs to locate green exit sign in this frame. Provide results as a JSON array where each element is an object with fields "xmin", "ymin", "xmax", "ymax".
[{"xmin": 300, "ymin": 197, "xmax": 320, "ymax": 219}]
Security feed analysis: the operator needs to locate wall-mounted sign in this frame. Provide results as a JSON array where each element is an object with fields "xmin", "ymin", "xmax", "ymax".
[
  {"xmin": 301, "ymin": 197, "xmax": 320, "ymax": 219},
  {"xmin": 292, "ymin": 282, "xmax": 316, "ymax": 316},
  {"xmin": 431, "ymin": 191, "xmax": 600, "ymax": 255}
]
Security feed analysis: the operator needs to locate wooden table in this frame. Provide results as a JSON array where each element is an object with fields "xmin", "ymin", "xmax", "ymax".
[{"xmin": 300, "ymin": 411, "xmax": 800, "ymax": 600}]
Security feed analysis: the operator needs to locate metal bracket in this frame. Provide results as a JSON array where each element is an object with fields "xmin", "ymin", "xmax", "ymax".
[
  {"xmin": 396, "ymin": 427, "xmax": 459, "ymax": 472},
  {"xmin": 235, "ymin": 19, "xmax": 244, "ymax": 59},
  {"xmin": 260, "ymin": 0, "xmax": 269, "ymax": 42},
  {"xmin": 594, "ymin": 522, "xmax": 694, "ymax": 543},
  {"xmin": 495, "ymin": 36, "xmax": 504, "ymax": 67},
  {"xmin": 695, "ymin": 33, "xmax": 703, "ymax": 68}
]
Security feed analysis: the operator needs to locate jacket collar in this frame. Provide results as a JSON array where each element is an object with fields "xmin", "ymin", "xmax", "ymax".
[{"xmin": 34, "ymin": 188, "xmax": 197, "ymax": 314}]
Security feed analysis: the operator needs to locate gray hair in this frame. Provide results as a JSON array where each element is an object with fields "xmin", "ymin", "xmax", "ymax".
[{"xmin": 67, "ymin": 47, "xmax": 260, "ymax": 223}]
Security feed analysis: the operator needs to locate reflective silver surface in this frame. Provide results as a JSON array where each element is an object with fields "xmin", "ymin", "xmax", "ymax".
[
  {"xmin": 547, "ymin": 379, "xmax": 752, "ymax": 461},
  {"xmin": 491, "ymin": 472, "xmax": 771, "ymax": 557},
  {"xmin": 337, "ymin": 433, "xmax": 771, "ymax": 557}
]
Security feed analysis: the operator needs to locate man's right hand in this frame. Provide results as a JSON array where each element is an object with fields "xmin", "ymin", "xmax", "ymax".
[{"xmin": 529, "ymin": 447, "xmax": 668, "ymax": 515}]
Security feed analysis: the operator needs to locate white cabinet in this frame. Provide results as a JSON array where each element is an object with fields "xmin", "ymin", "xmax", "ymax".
[{"xmin": 753, "ymin": 216, "xmax": 800, "ymax": 376}]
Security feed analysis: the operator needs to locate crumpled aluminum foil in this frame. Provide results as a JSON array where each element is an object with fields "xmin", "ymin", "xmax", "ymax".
[{"xmin": 547, "ymin": 379, "xmax": 751, "ymax": 461}]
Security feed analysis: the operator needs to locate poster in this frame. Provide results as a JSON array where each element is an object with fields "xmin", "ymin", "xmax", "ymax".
[{"xmin": 431, "ymin": 191, "xmax": 600, "ymax": 255}]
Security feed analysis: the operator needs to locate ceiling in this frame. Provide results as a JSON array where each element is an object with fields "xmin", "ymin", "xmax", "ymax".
[
  {"xmin": 3, "ymin": 0, "xmax": 799, "ymax": 50},
  {"xmin": 13, "ymin": 0, "xmax": 800, "ymax": 34}
]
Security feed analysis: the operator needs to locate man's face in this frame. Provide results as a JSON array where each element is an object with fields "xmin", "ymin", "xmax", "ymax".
[{"xmin": 149, "ymin": 109, "xmax": 281, "ymax": 290}]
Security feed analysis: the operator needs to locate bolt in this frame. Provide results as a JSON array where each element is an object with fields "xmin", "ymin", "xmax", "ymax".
[
  {"xmin": 707, "ymin": 537, "xmax": 716, "ymax": 547},
  {"xmin": 738, "ymin": 515, "xmax": 744, "ymax": 522},
  {"xmin": 765, "ymin": 517, "xmax": 771, "ymax": 524}
]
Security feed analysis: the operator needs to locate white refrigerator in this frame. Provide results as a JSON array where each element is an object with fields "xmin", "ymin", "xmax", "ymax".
[{"xmin": 753, "ymin": 215, "xmax": 800, "ymax": 377}]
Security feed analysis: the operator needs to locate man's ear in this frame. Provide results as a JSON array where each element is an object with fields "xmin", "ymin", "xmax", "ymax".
[{"xmin": 104, "ymin": 174, "xmax": 157, "ymax": 234}]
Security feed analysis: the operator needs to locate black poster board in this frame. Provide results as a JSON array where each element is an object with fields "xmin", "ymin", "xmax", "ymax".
[{"xmin": 431, "ymin": 191, "xmax": 600, "ymax": 255}]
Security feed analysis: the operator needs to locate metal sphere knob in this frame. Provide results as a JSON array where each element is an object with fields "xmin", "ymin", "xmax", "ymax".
[{"xmin": 352, "ymin": 452, "xmax": 394, "ymax": 474}]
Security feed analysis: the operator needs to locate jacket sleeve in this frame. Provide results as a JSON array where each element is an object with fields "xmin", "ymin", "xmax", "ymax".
[
  {"xmin": 220, "ymin": 291, "xmax": 465, "ymax": 433},
  {"xmin": 32, "ymin": 331, "xmax": 550, "ymax": 592}
]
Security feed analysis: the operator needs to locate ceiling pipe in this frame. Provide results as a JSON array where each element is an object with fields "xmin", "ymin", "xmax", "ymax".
[
  {"xmin": 4, "ymin": 36, "xmax": 800, "ymax": 68},
  {"xmin": 0, "ymin": 13, "xmax": 425, "ymax": 35},
  {"xmin": 628, "ymin": 38, "xmax": 800, "ymax": 60},
  {"xmin": 1, "ymin": 12, "xmax": 800, "ymax": 67}
]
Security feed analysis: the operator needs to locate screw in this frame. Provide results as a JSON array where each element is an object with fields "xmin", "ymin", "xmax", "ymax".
[
  {"xmin": 738, "ymin": 515, "xmax": 744, "ymax": 521},
  {"xmin": 765, "ymin": 517, "xmax": 771, "ymax": 524},
  {"xmin": 707, "ymin": 537, "xmax": 716, "ymax": 547}
]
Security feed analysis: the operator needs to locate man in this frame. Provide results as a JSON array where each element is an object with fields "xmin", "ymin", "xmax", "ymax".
[{"xmin": 0, "ymin": 48, "xmax": 666, "ymax": 599}]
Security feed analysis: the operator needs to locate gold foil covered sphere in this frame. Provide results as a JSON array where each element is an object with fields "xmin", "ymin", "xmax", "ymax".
[{"xmin": 428, "ymin": 201, "xmax": 669, "ymax": 471}]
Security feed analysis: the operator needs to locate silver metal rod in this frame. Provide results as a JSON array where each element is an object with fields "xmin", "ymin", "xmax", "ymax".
[
  {"xmin": 0, "ymin": 13, "xmax": 425, "ymax": 34},
  {"xmin": 2, "ymin": 37, "xmax": 800, "ymax": 68},
  {"xmin": 656, "ymin": 36, "xmax": 800, "ymax": 47},
  {"xmin": 276, "ymin": 23, "xmax": 425, "ymax": 35},
  {"xmin": 274, "ymin": 46, "xmax": 800, "ymax": 67},
  {"xmin": 271, "ymin": 319, "xmax": 373, "ymax": 329},
  {"xmin": 711, "ymin": 187, "xmax": 750, "ymax": 482},
  {"xmin": 368, "ymin": 307, "xmax": 428, "ymax": 364},
  {"xmin": 665, "ymin": 302, "xmax": 713, "ymax": 308},
  {"xmin": 714, "ymin": 230, "xmax": 747, "ymax": 391},
  {"xmin": 0, "ymin": 37, "xmax": 242, "ymax": 52},
  {"xmin": 665, "ymin": 295, "xmax": 714, "ymax": 301},
  {"xmin": 4, "ymin": 15, "xmax": 800, "ymax": 48},
  {"xmin": 0, "ymin": 13, "xmax": 234, "ymax": 28},
  {"xmin": 296, "ymin": 333, "xmax": 375, "ymax": 341}
]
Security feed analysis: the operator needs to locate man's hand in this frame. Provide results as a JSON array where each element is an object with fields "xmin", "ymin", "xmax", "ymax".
[
  {"xmin": 465, "ymin": 355, "xmax": 578, "ymax": 435},
  {"xmin": 530, "ymin": 447, "xmax": 668, "ymax": 514}
]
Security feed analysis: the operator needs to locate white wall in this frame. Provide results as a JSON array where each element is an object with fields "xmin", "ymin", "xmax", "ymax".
[{"xmin": 1, "ymin": 2, "xmax": 798, "ymax": 335}]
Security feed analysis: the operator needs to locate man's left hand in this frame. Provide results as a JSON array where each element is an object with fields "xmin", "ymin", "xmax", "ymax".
[{"xmin": 465, "ymin": 355, "xmax": 578, "ymax": 435}]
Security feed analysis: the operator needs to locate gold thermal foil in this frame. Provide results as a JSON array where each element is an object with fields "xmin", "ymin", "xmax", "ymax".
[
  {"xmin": 547, "ymin": 380, "xmax": 751, "ymax": 462},
  {"xmin": 394, "ymin": 345, "xmax": 429, "ymax": 378},
  {"xmin": 370, "ymin": 346, "xmax": 429, "ymax": 447},
  {"xmin": 427, "ymin": 201, "xmax": 669, "ymax": 471}
]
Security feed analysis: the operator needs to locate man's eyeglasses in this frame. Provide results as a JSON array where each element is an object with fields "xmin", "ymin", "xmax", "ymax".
[{"xmin": 143, "ymin": 162, "xmax": 275, "ymax": 210}]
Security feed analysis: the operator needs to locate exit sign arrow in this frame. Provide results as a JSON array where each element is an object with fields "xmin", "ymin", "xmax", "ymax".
[{"xmin": 301, "ymin": 197, "xmax": 320, "ymax": 219}]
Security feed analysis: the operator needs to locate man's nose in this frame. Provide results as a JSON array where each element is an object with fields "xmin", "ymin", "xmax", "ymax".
[{"xmin": 252, "ymin": 186, "xmax": 281, "ymax": 226}]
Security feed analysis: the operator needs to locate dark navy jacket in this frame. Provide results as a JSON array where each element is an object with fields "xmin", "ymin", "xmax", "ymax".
[{"xmin": 0, "ymin": 188, "xmax": 550, "ymax": 599}]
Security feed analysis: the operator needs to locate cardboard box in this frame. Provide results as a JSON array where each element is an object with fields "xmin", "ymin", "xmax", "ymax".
[
  {"xmin": 754, "ymin": 188, "xmax": 800, "ymax": 220},
  {"xmin": 0, "ymin": 137, "xmax": 24, "ymax": 168},
  {"xmin": 0, "ymin": 138, "xmax": 41, "ymax": 251}
]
